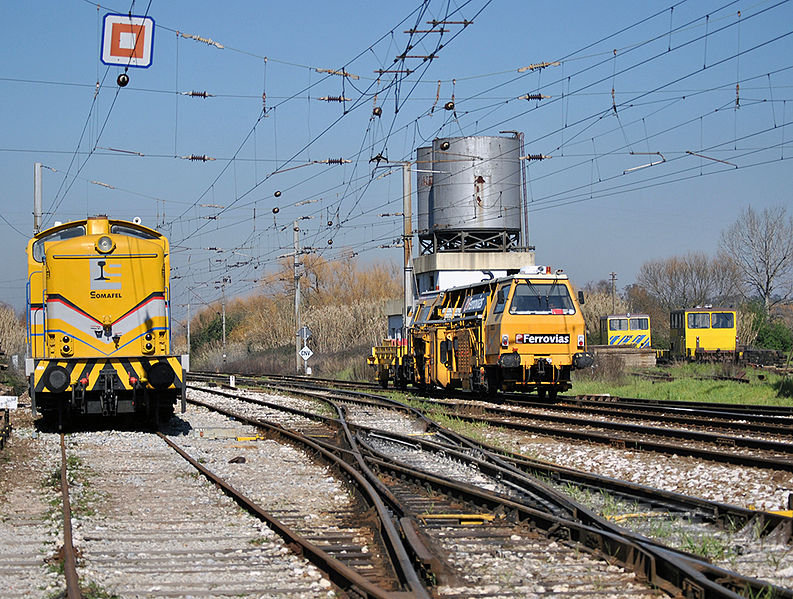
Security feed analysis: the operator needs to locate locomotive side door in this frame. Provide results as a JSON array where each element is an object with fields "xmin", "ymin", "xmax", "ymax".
[{"xmin": 484, "ymin": 282, "xmax": 511, "ymax": 364}]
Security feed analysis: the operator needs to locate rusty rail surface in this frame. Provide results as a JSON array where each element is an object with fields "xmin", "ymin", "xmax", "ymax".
[{"xmin": 59, "ymin": 434, "xmax": 83, "ymax": 599}]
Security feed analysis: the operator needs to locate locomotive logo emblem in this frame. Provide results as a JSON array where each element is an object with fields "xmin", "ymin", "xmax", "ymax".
[
  {"xmin": 517, "ymin": 334, "xmax": 570, "ymax": 344},
  {"xmin": 90, "ymin": 258, "xmax": 121, "ymax": 291}
]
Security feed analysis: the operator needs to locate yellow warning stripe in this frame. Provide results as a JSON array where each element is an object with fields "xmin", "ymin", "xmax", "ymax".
[
  {"xmin": 605, "ymin": 512, "xmax": 666, "ymax": 523},
  {"xmin": 419, "ymin": 513, "xmax": 495, "ymax": 525}
]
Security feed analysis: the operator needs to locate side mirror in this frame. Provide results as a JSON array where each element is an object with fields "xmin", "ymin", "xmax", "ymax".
[{"xmin": 578, "ymin": 290, "xmax": 585, "ymax": 305}]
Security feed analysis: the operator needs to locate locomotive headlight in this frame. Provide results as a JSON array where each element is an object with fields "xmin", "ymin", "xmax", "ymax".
[
  {"xmin": 96, "ymin": 236, "xmax": 115, "ymax": 253},
  {"xmin": 501, "ymin": 334, "xmax": 509, "ymax": 348},
  {"xmin": 578, "ymin": 334, "xmax": 585, "ymax": 348}
]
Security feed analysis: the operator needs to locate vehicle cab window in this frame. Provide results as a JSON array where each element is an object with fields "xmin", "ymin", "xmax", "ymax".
[
  {"xmin": 688, "ymin": 313, "xmax": 710, "ymax": 329},
  {"xmin": 509, "ymin": 281, "xmax": 575, "ymax": 315},
  {"xmin": 32, "ymin": 225, "xmax": 86, "ymax": 262},
  {"xmin": 610, "ymin": 318, "xmax": 629, "ymax": 331},
  {"xmin": 110, "ymin": 224, "xmax": 159, "ymax": 240},
  {"xmin": 711, "ymin": 312, "xmax": 734, "ymax": 328},
  {"xmin": 493, "ymin": 285, "xmax": 509, "ymax": 315},
  {"xmin": 630, "ymin": 317, "xmax": 649, "ymax": 330}
]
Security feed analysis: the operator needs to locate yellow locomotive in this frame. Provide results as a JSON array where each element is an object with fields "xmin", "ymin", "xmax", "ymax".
[
  {"xmin": 369, "ymin": 265, "xmax": 593, "ymax": 398},
  {"xmin": 669, "ymin": 307, "xmax": 737, "ymax": 359},
  {"xmin": 599, "ymin": 314, "xmax": 652, "ymax": 348},
  {"xmin": 25, "ymin": 216, "xmax": 186, "ymax": 424}
]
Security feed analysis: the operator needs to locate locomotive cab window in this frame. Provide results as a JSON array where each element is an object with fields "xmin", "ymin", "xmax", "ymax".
[
  {"xmin": 32, "ymin": 225, "xmax": 86, "ymax": 262},
  {"xmin": 110, "ymin": 224, "xmax": 159, "ymax": 240},
  {"xmin": 509, "ymin": 281, "xmax": 575, "ymax": 315},
  {"xmin": 630, "ymin": 317, "xmax": 649, "ymax": 330},
  {"xmin": 610, "ymin": 318, "xmax": 629, "ymax": 331},
  {"xmin": 493, "ymin": 285, "xmax": 509, "ymax": 315},
  {"xmin": 712, "ymin": 312, "xmax": 734, "ymax": 328},
  {"xmin": 688, "ymin": 313, "xmax": 710, "ymax": 329}
]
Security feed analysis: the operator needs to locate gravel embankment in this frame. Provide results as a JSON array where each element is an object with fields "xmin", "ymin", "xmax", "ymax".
[
  {"xmin": 0, "ymin": 403, "xmax": 63, "ymax": 599},
  {"xmin": 68, "ymin": 417, "xmax": 336, "ymax": 598}
]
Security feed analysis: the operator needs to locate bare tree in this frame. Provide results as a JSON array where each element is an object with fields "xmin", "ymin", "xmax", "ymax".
[
  {"xmin": 719, "ymin": 205, "xmax": 793, "ymax": 312},
  {"xmin": 579, "ymin": 284, "xmax": 629, "ymax": 343},
  {"xmin": 636, "ymin": 252, "xmax": 740, "ymax": 311}
]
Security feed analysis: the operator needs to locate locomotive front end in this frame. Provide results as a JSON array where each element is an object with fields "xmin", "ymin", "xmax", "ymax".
[
  {"xmin": 486, "ymin": 266, "xmax": 593, "ymax": 398},
  {"xmin": 26, "ymin": 217, "xmax": 185, "ymax": 424}
]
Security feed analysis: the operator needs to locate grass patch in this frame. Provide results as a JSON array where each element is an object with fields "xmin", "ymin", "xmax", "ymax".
[
  {"xmin": 679, "ymin": 532, "xmax": 735, "ymax": 561},
  {"xmin": 572, "ymin": 362, "xmax": 793, "ymax": 406},
  {"xmin": 248, "ymin": 537, "xmax": 268, "ymax": 546},
  {"xmin": 82, "ymin": 581, "xmax": 120, "ymax": 599}
]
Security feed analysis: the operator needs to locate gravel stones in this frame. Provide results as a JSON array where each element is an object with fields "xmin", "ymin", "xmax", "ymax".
[
  {"xmin": 0, "ymin": 405, "xmax": 63, "ymax": 598},
  {"xmin": 67, "ymin": 423, "xmax": 336, "ymax": 598}
]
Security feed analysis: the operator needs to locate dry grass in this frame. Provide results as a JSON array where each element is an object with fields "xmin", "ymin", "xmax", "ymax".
[{"xmin": 575, "ymin": 352, "xmax": 628, "ymax": 385}]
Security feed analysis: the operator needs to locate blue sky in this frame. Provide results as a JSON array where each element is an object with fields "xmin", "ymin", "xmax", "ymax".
[{"xmin": 2, "ymin": 1, "xmax": 792, "ymax": 322}]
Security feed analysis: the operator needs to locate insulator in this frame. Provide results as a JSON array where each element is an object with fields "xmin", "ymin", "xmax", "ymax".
[
  {"xmin": 327, "ymin": 239, "xmax": 333, "ymax": 245},
  {"xmin": 327, "ymin": 220, "xmax": 333, "ymax": 227},
  {"xmin": 319, "ymin": 96, "xmax": 350, "ymax": 102},
  {"xmin": 440, "ymin": 141, "xmax": 451, "ymax": 151},
  {"xmin": 444, "ymin": 101, "xmax": 455, "ymax": 111},
  {"xmin": 326, "ymin": 158, "xmax": 345, "ymax": 165},
  {"xmin": 183, "ymin": 154, "xmax": 215, "ymax": 162},
  {"xmin": 183, "ymin": 90, "xmax": 212, "ymax": 98},
  {"xmin": 272, "ymin": 207, "xmax": 280, "ymax": 214},
  {"xmin": 274, "ymin": 190, "xmax": 282, "ymax": 197},
  {"xmin": 373, "ymin": 106, "xmax": 382, "ymax": 117}
]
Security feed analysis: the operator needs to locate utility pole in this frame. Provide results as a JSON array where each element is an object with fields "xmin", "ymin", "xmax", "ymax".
[
  {"xmin": 186, "ymin": 298, "xmax": 191, "ymax": 356},
  {"xmin": 609, "ymin": 272, "xmax": 617, "ymax": 314},
  {"xmin": 33, "ymin": 162, "xmax": 42, "ymax": 234},
  {"xmin": 401, "ymin": 162, "xmax": 413, "ymax": 341},
  {"xmin": 221, "ymin": 281, "xmax": 227, "ymax": 365},
  {"xmin": 294, "ymin": 221, "xmax": 301, "ymax": 373}
]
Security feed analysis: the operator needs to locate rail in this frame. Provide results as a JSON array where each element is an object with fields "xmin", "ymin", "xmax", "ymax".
[
  {"xmin": 59, "ymin": 434, "xmax": 83, "ymax": 599},
  {"xmin": 187, "ymin": 379, "xmax": 793, "ymax": 597}
]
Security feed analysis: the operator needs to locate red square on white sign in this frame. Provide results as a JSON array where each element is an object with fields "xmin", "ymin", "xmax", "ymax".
[{"xmin": 101, "ymin": 13, "xmax": 155, "ymax": 68}]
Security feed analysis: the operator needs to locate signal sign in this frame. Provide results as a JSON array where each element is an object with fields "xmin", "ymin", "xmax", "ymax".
[
  {"xmin": 101, "ymin": 13, "xmax": 155, "ymax": 68},
  {"xmin": 299, "ymin": 346, "xmax": 313, "ymax": 361}
]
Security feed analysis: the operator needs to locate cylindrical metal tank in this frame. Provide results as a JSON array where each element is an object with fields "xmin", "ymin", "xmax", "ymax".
[
  {"xmin": 415, "ymin": 146, "xmax": 433, "ymax": 236},
  {"xmin": 430, "ymin": 135, "xmax": 521, "ymax": 233}
]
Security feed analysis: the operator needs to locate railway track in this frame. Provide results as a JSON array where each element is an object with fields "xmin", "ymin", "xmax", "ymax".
[
  {"xmin": 480, "ymin": 395, "xmax": 793, "ymax": 434},
  {"xmin": 188, "ymin": 377, "xmax": 793, "ymax": 596},
  {"xmin": 230, "ymin": 374, "xmax": 793, "ymax": 474},
  {"xmin": 415, "ymin": 401, "xmax": 793, "ymax": 471},
  {"xmin": 61, "ymin": 425, "xmax": 366, "ymax": 598}
]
